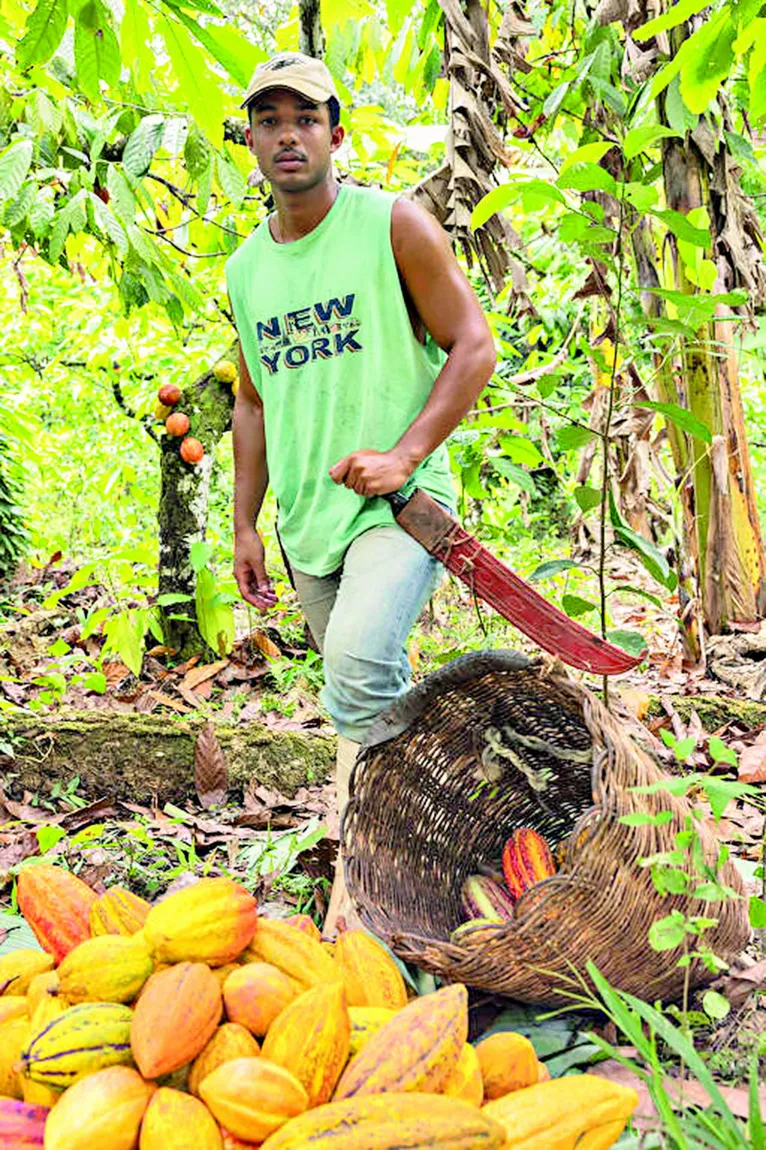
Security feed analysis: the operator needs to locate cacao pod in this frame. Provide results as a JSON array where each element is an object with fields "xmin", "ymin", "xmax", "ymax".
[
  {"xmin": 476, "ymin": 1032, "xmax": 539, "ymax": 1100},
  {"xmin": 241, "ymin": 918, "xmax": 340, "ymax": 991},
  {"xmin": 26, "ymin": 972, "xmax": 59, "ymax": 1015},
  {"xmin": 43, "ymin": 1065, "xmax": 155, "ymax": 1150},
  {"xmin": 21, "ymin": 1076, "xmax": 61, "ymax": 1109},
  {"xmin": 188, "ymin": 1023, "xmax": 261, "ymax": 1097},
  {"xmin": 334, "ymin": 984, "xmax": 467, "ymax": 1100},
  {"xmin": 0, "ymin": 951, "xmax": 54, "ymax": 997},
  {"xmin": 158, "ymin": 383, "xmax": 182, "ymax": 406},
  {"xmin": 347, "ymin": 1006, "xmax": 395, "ymax": 1057},
  {"xmin": 0, "ymin": 1098, "xmax": 48, "ymax": 1148},
  {"xmin": 27, "ymin": 992, "xmax": 65, "ymax": 1037},
  {"xmin": 165, "ymin": 412, "xmax": 190, "ymax": 437},
  {"xmin": 538, "ymin": 1061, "xmax": 551, "ymax": 1082},
  {"xmin": 143, "ymin": 878, "xmax": 257, "ymax": 966},
  {"xmin": 89, "ymin": 887, "xmax": 150, "ymax": 937},
  {"xmin": 16, "ymin": 865, "xmax": 97, "ymax": 964},
  {"xmin": 139, "ymin": 1086, "xmax": 222, "ymax": 1150},
  {"xmin": 21, "ymin": 1002, "xmax": 134, "ymax": 1088},
  {"xmin": 261, "ymin": 981, "xmax": 350, "ymax": 1107},
  {"xmin": 449, "ymin": 919, "xmax": 504, "ymax": 946},
  {"xmin": 180, "ymin": 436, "xmax": 204, "ymax": 464},
  {"xmin": 199, "ymin": 1056, "xmax": 308, "ymax": 1144},
  {"xmin": 259, "ymin": 1092, "xmax": 506, "ymax": 1149},
  {"xmin": 57, "ymin": 934, "xmax": 153, "ymax": 1005},
  {"xmin": 223, "ymin": 963, "xmax": 297, "ymax": 1038},
  {"xmin": 153, "ymin": 402, "xmax": 172, "ymax": 422},
  {"xmin": 333, "ymin": 929, "xmax": 407, "ymax": 1010},
  {"xmin": 213, "ymin": 361, "xmax": 237, "ymax": 384},
  {"xmin": 0, "ymin": 996, "xmax": 29, "ymax": 1026},
  {"xmin": 220, "ymin": 1129, "xmax": 259, "ymax": 1149},
  {"xmin": 442, "ymin": 1043, "xmax": 484, "ymax": 1107},
  {"xmin": 502, "ymin": 828, "xmax": 556, "ymax": 902},
  {"xmin": 131, "ymin": 962, "xmax": 222, "ymax": 1079},
  {"xmin": 0, "ymin": 1016, "xmax": 30, "ymax": 1098},
  {"xmin": 460, "ymin": 876, "xmax": 516, "ymax": 922},
  {"xmin": 482, "ymin": 1074, "xmax": 639, "ymax": 1148},
  {"xmin": 284, "ymin": 914, "xmax": 320, "ymax": 942},
  {"xmin": 211, "ymin": 963, "xmax": 240, "ymax": 988}
]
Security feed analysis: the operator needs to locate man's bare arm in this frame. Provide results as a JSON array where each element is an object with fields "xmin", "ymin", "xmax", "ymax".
[
  {"xmin": 329, "ymin": 198, "xmax": 496, "ymax": 496},
  {"xmin": 232, "ymin": 346, "xmax": 276, "ymax": 609}
]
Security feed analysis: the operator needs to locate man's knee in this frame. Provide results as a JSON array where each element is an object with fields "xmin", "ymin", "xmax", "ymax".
[{"xmin": 321, "ymin": 632, "xmax": 408, "ymax": 731}]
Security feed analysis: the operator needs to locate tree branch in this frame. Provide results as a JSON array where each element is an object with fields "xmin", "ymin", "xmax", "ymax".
[{"xmin": 111, "ymin": 378, "xmax": 160, "ymax": 445}]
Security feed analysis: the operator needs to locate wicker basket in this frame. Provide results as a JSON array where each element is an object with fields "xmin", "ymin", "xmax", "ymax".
[{"xmin": 342, "ymin": 651, "xmax": 749, "ymax": 1005}]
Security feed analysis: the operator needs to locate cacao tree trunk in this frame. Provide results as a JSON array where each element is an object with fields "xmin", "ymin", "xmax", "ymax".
[
  {"xmin": 158, "ymin": 347, "xmax": 237, "ymax": 658},
  {"xmin": 299, "ymin": 0, "xmax": 325, "ymax": 58}
]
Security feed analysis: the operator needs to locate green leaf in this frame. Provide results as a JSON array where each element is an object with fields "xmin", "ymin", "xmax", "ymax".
[
  {"xmin": 634, "ymin": 0, "xmax": 713, "ymax": 42},
  {"xmin": 184, "ymin": 122, "xmax": 210, "ymax": 180},
  {"xmin": 106, "ymin": 165, "xmax": 136, "ymax": 223},
  {"xmin": 648, "ymin": 911, "xmax": 686, "ymax": 951},
  {"xmin": 702, "ymin": 990, "xmax": 730, "ymax": 1021},
  {"xmin": 652, "ymin": 209, "xmax": 710, "ymax": 249},
  {"xmin": 543, "ymin": 80, "xmax": 570, "ymax": 119},
  {"xmin": 37, "ymin": 825, "xmax": 67, "ymax": 854},
  {"xmin": 749, "ymin": 1053, "xmax": 765, "ymax": 1150},
  {"xmin": 623, "ymin": 124, "xmax": 680, "ymax": 160},
  {"xmin": 528, "ymin": 559, "xmax": 580, "ymax": 583},
  {"xmin": 557, "ymin": 425, "xmax": 597, "ymax": 452},
  {"xmin": 195, "ymin": 567, "xmax": 234, "ymax": 655},
  {"xmin": 749, "ymin": 896, "xmax": 766, "ymax": 929},
  {"xmin": 0, "ymin": 142, "xmax": 34, "ymax": 206},
  {"xmin": 102, "ymin": 608, "xmax": 146, "ymax": 676},
  {"xmin": 120, "ymin": 0, "xmax": 155, "ymax": 89},
  {"xmin": 498, "ymin": 435, "xmax": 544, "ymax": 467},
  {"xmin": 574, "ymin": 486, "xmax": 602, "ymax": 512},
  {"xmin": 174, "ymin": 11, "xmax": 266, "ymax": 87},
  {"xmin": 216, "ymin": 154, "xmax": 247, "ymax": 208},
  {"xmin": 161, "ymin": 15, "xmax": 225, "ymax": 146},
  {"xmin": 4, "ymin": 182, "xmax": 36, "ymax": 229},
  {"xmin": 557, "ymin": 163, "xmax": 617, "ymax": 195},
  {"xmin": 607, "ymin": 630, "xmax": 648, "ymax": 657},
  {"xmin": 634, "ymin": 399, "xmax": 712, "ymax": 443},
  {"xmin": 560, "ymin": 141, "xmax": 615, "ymax": 173},
  {"xmin": 123, "ymin": 115, "xmax": 166, "ymax": 178},
  {"xmin": 708, "ymin": 735, "xmax": 737, "ymax": 768},
  {"xmin": 190, "ymin": 540, "xmax": 214, "ymax": 572},
  {"xmin": 623, "ymin": 182, "xmax": 659, "ymax": 211},
  {"xmin": 470, "ymin": 184, "xmax": 517, "ymax": 231},
  {"xmin": 17, "ymin": 0, "xmax": 69, "ymax": 70},
  {"xmin": 609, "ymin": 492, "xmax": 676, "ymax": 591},
  {"xmin": 74, "ymin": 0, "xmax": 121, "ymax": 103},
  {"xmin": 491, "ymin": 458, "xmax": 537, "ymax": 495},
  {"xmin": 562, "ymin": 594, "xmax": 597, "ymax": 618},
  {"xmin": 514, "ymin": 180, "xmax": 567, "ymax": 210},
  {"xmin": 620, "ymin": 811, "xmax": 674, "ymax": 827},
  {"xmin": 678, "ymin": 11, "xmax": 736, "ymax": 114}
]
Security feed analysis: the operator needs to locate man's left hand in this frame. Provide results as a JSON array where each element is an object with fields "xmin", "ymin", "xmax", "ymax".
[{"xmin": 329, "ymin": 449, "xmax": 414, "ymax": 497}]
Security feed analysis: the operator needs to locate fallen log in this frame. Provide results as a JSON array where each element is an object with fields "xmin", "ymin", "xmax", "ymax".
[{"xmin": 1, "ymin": 709, "xmax": 334, "ymax": 805}]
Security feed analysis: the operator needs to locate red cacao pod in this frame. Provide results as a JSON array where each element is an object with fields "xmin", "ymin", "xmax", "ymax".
[
  {"xmin": 0, "ymin": 1098, "xmax": 48, "ymax": 1147},
  {"xmin": 460, "ymin": 875, "xmax": 515, "ymax": 921},
  {"xmin": 502, "ymin": 828, "xmax": 556, "ymax": 902},
  {"xmin": 165, "ymin": 412, "xmax": 190, "ymax": 437},
  {"xmin": 180, "ymin": 437, "xmax": 204, "ymax": 464},
  {"xmin": 158, "ymin": 383, "xmax": 182, "ymax": 406},
  {"xmin": 17, "ymin": 864, "xmax": 97, "ymax": 963}
]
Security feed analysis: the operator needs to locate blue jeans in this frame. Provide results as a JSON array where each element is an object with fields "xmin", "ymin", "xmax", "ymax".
[{"xmin": 292, "ymin": 524, "xmax": 444, "ymax": 741}]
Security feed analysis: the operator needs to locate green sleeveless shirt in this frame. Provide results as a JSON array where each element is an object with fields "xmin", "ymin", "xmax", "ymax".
[{"xmin": 225, "ymin": 184, "xmax": 456, "ymax": 577}]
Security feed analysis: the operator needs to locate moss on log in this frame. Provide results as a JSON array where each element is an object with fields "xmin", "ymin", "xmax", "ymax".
[
  {"xmin": 2, "ymin": 710, "xmax": 334, "ymax": 804},
  {"xmin": 646, "ymin": 694, "xmax": 766, "ymax": 731}
]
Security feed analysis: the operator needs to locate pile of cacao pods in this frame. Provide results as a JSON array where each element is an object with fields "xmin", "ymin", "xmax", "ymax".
[
  {"xmin": 456, "ymin": 827, "xmax": 558, "ymax": 941},
  {"xmin": 0, "ymin": 863, "xmax": 637, "ymax": 1148}
]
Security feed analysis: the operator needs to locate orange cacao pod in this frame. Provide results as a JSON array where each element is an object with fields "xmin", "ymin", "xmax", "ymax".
[
  {"xmin": 538, "ymin": 1060, "xmax": 551, "ymax": 1082},
  {"xmin": 0, "ymin": 951, "xmax": 54, "ymax": 997},
  {"xmin": 223, "ymin": 963, "xmax": 298, "ymax": 1038},
  {"xmin": 442, "ymin": 1042, "xmax": 484, "ymax": 1107},
  {"xmin": 139, "ymin": 1087, "xmax": 222, "ymax": 1150},
  {"xmin": 475, "ymin": 1032, "xmax": 539, "ymax": 1100},
  {"xmin": 165, "ymin": 411, "xmax": 190, "ymax": 436},
  {"xmin": 333, "ymin": 929, "xmax": 407, "ymax": 1010},
  {"xmin": 199, "ymin": 1056, "xmax": 308, "ymax": 1144},
  {"xmin": 241, "ymin": 918, "xmax": 339, "ymax": 991},
  {"xmin": 131, "ymin": 962, "xmax": 222, "ymax": 1079},
  {"xmin": 284, "ymin": 914, "xmax": 321, "ymax": 942},
  {"xmin": 482, "ymin": 1074, "xmax": 639, "ymax": 1148},
  {"xmin": 261, "ymin": 982, "xmax": 350, "ymax": 1107},
  {"xmin": 43, "ymin": 1065, "xmax": 155, "ymax": 1150},
  {"xmin": 180, "ymin": 436, "xmax": 204, "ymax": 464},
  {"xmin": 143, "ymin": 878, "xmax": 257, "ymax": 966},
  {"xmin": 158, "ymin": 383, "xmax": 182, "ymax": 406},
  {"xmin": 0, "ymin": 996, "xmax": 28, "ymax": 1026},
  {"xmin": 17, "ymin": 865, "xmax": 97, "ymax": 963},
  {"xmin": 220, "ymin": 1129, "xmax": 260, "ymax": 1149},
  {"xmin": 334, "ymin": 983, "xmax": 467, "ymax": 1100},
  {"xmin": 189, "ymin": 1023, "xmax": 261, "ymax": 1097},
  {"xmin": 0, "ymin": 1098, "xmax": 48, "ymax": 1147},
  {"xmin": 89, "ymin": 887, "xmax": 151, "ymax": 937},
  {"xmin": 501, "ymin": 828, "xmax": 556, "ymax": 901}
]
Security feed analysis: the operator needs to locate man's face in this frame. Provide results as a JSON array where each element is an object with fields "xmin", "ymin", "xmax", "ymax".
[{"xmin": 245, "ymin": 88, "xmax": 344, "ymax": 194}]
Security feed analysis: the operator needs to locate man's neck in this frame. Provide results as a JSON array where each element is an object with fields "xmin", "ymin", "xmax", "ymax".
[{"xmin": 270, "ymin": 176, "xmax": 340, "ymax": 243}]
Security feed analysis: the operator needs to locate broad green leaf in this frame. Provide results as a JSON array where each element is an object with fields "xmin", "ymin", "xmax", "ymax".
[
  {"xmin": 648, "ymin": 911, "xmax": 686, "ymax": 951},
  {"xmin": 216, "ymin": 154, "xmax": 247, "ymax": 208},
  {"xmin": 634, "ymin": 0, "xmax": 713, "ymax": 42},
  {"xmin": 557, "ymin": 425, "xmax": 597, "ymax": 452},
  {"xmin": 607, "ymin": 630, "xmax": 648, "ymax": 657},
  {"xmin": 29, "ymin": 188, "xmax": 55, "ymax": 237},
  {"xmin": 120, "ymin": 0, "xmax": 155, "ymax": 89},
  {"xmin": 74, "ymin": 0, "xmax": 121, "ymax": 103},
  {"xmin": 702, "ymin": 989, "xmax": 730, "ymax": 1021},
  {"xmin": 652, "ymin": 209, "xmax": 710, "ymax": 249},
  {"xmin": 89, "ymin": 192, "xmax": 128, "ymax": 254},
  {"xmin": 574, "ymin": 485, "xmax": 602, "ymax": 512},
  {"xmin": 515, "ymin": 180, "xmax": 566, "ymax": 210},
  {"xmin": 123, "ymin": 115, "xmax": 165, "ymax": 178},
  {"xmin": 0, "ymin": 141, "xmax": 34, "ymax": 205},
  {"xmin": 560, "ymin": 141, "xmax": 614, "ymax": 173},
  {"xmin": 528, "ymin": 559, "xmax": 580, "ymax": 582},
  {"xmin": 708, "ymin": 735, "xmax": 737, "ymax": 767},
  {"xmin": 557, "ymin": 163, "xmax": 617, "ymax": 195},
  {"xmin": 102, "ymin": 608, "xmax": 146, "ymax": 676},
  {"xmin": 4, "ymin": 182, "xmax": 36, "ymax": 228},
  {"xmin": 190, "ymin": 540, "xmax": 214, "ymax": 572},
  {"xmin": 17, "ymin": 0, "xmax": 68, "ymax": 70},
  {"xmin": 491, "ymin": 458, "xmax": 536, "ymax": 495},
  {"xmin": 562, "ymin": 594, "xmax": 596, "ymax": 618},
  {"xmin": 634, "ymin": 399, "xmax": 712, "ymax": 443},
  {"xmin": 678, "ymin": 11, "xmax": 736, "ymax": 113},
  {"xmin": 106, "ymin": 165, "xmax": 136, "ymax": 223},
  {"xmin": 750, "ymin": 896, "xmax": 766, "ymax": 929},
  {"xmin": 471, "ymin": 184, "xmax": 516, "ymax": 231},
  {"xmin": 613, "ymin": 520, "xmax": 676, "ymax": 591},
  {"xmin": 622, "ymin": 124, "xmax": 680, "ymax": 160},
  {"xmin": 195, "ymin": 567, "xmax": 234, "ymax": 655},
  {"xmin": 543, "ymin": 80, "xmax": 569, "ymax": 119},
  {"xmin": 161, "ymin": 15, "xmax": 225, "ymax": 146},
  {"xmin": 184, "ymin": 122, "xmax": 210, "ymax": 180},
  {"xmin": 623, "ymin": 183, "xmax": 659, "ymax": 211},
  {"xmin": 498, "ymin": 435, "xmax": 544, "ymax": 467},
  {"xmin": 175, "ymin": 12, "xmax": 266, "ymax": 88}
]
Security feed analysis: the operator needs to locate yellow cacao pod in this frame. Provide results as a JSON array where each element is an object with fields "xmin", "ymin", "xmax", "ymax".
[
  {"xmin": 261, "ymin": 981, "xmax": 350, "ymax": 1107},
  {"xmin": 57, "ymin": 934, "xmax": 153, "ymax": 1005},
  {"xmin": 0, "ymin": 950, "xmax": 54, "ymax": 997},
  {"xmin": 199, "ymin": 1056, "xmax": 308, "ymax": 1144},
  {"xmin": 21, "ymin": 1001, "xmax": 134, "ymax": 1089},
  {"xmin": 131, "ymin": 961, "xmax": 222, "ymax": 1079},
  {"xmin": 0, "ymin": 1016, "xmax": 29, "ymax": 1098},
  {"xmin": 0, "ymin": 996, "xmax": 28, "ymax": 1026},
  {"xmin": 154, "ymin": 401, "xmax": 172, "ymax": 422},
  {"xmin": 333, "ymin": 930, "xmax": 408, "ymax": 1011},
  {"xmin": 211, "ymin": 963, "xmax": 240, "ymax": 988},
  {"xmin": 28, "ymin": 990, "xmax": 65, "ymax": 1036},
  {"xmin": 241, "ymin": 918, "xmax": 340, "ymax": 991},
  {"xmin": 348, "ymin": 1006, "xmax": 395, "ymax": 1057},
  {"xmin": 334, "ymin": 984, "xmax": 467, "ymax": 1100},
  {"xmin": 220, "ymin": 1128, "xmax": 259, "ymax": 1149},
  {"xmin": 223, "ymin": 963, "xmax": 298, "ymax": 1038},
  {"xmin": 143, "ymin": 878, "xmax": 257, "ymax": 966},
  {"xmin": 213, "ymin": 360, "xmax": 237, "ymax": 384},
  {"xmin": 284, "ymin": 914, "xmax": 321, "ymax": 942},
  {"xmin": 482, "ymin": 1074, "xmax": 639, "ymax": 1149},
  {"xmin": 139, "ymin": 1086, "xmax": 223, "ymax": 1150},
  {"xmin": 26, "ymin": 971, "xmax": 59, "ymax": 1014},
  {"xmin": 259, "ymin": 1092, "xmax": 507, "ymax": 1149},
  {"xmin": 21, "ymin": 1075, "xmax": 61, "ymax": 1108},
  {"xmin": 43, "ymin": 1065, "xmax": 155, "ymax": 1150},
  {"xmin": 476, "ymin": 1032, "xmax": 539, "ymax": 1100},
  {"xmin": 442, "ymin": 1043, "xmax": 484, "ymax": 1107},
  {"xmin": 89, "ymin": 887, "xmax": 151, "ymax": 937},
  {"xmin": 188, "ymin": 1023, "xmax": 261, "ymax": 1098}
]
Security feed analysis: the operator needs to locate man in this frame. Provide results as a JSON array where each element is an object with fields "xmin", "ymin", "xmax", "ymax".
[{"xmin": 227, "ymin": 52, "xmax": 495, "ymax": 933}]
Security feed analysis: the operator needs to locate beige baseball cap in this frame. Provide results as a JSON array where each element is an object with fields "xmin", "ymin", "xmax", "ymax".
[{"xmin": 241, "ymin": 52, "xmax": 339, "ymax": 110}]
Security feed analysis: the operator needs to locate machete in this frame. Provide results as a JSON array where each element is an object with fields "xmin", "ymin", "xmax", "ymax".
[{"xmin": 383, "ymin": 488, "xmax": 643, "ymax": 675}]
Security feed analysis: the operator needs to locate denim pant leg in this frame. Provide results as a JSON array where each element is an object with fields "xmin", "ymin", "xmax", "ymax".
[{"xmin": 291, "ymin": 524, "xmax": 443, "ymax": 742}]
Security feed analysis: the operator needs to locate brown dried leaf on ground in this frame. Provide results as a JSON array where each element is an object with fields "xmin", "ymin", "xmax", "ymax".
[
  {"xmin": 252, "ymin": 629, "xmax": 281, "ymax": 660},
  {"xmin": 738, "ymin": 729, "xmax": 766, "ymax": 782},
  {"xmin": 0, "ymin": 831, "xmax": 39, "ymax": 879},
  {"xmin": 710, "ymin": 957, "xmax": 766, "ymax": 1010},
  {"xmin": 194, "ymin": 721, "xmax": 228, "ymax": 808},
  {"xmin": 182, "ymin": 660, "xmax": 228, "ymax": 691}
]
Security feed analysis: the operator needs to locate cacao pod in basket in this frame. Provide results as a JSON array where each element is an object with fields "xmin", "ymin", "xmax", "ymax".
[{"xmin": 502, "ymin": 828, "xmax": 556, "ymax": 901}]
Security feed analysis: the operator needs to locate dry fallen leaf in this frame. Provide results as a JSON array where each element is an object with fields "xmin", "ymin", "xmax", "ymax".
[
  {"xmin": 738, "ymin": 729, "xmax": 766, "ymax": 782},
  {"xmin": 182, "ymin": 660, "xmax": 228, "ymax": 691},
  {"xmin": 148, "ymin": 689, "xmax": 190, "ymax": 714},
  {"xmin": 194, "ymin": 722, "xmax": 228, "ymax": 809},
  {"xmin": 711, "ymin": 956, "xmax": 766, "ymax": 1009},
  {"xmin": 252, "ymin": 629, "xmax": 281, "ymax": 660}
]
